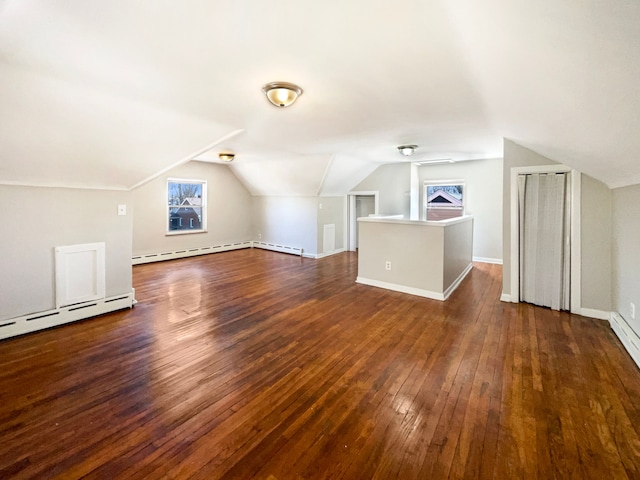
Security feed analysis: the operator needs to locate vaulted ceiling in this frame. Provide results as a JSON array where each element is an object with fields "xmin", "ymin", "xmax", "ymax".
[{"xmin": 1, "ymin": 0, "xmax": 639, "ymax": 194}]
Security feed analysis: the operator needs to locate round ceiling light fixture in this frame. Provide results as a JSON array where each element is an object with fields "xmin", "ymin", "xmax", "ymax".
[
  {"xmin": 262, "ymin": 82, "xmax": 303, "ymax": 107},
  {"xmin": 397, "ymin": 145, "xmax": 418, "ymax": 156},
  {"xmin": 218, "ymin": 152, "xmax": 235, "ymax": 162}
]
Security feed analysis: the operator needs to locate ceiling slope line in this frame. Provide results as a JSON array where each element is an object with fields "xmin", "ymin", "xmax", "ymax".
[
  {"xmin": 127, "ymin": 129, "xmax": 245, "ymax": 191},
  {"xmin": 0, "ymin": 180, "xmax": 130, "ymax": 191},
  {"xmin": 316, "ymin": 153, "xmax": 335, "ymax": 196}
]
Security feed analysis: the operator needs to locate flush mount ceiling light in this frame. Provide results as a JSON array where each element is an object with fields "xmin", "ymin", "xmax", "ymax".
[
  {"xmin": 218, "ymin": 152, "xmax": 235, "ymax": 162},
  {"xmin": 398, "ymin": 145, "xmax": 418, "ymax": 156},
  {"xmin": 262, "ymin": 82, "xmax": 303, "ymax": 107}
]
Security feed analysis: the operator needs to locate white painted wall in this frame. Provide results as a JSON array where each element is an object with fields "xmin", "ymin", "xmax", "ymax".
[
  {"xmin": 0, "ymin": 185, "xmax": 133, "ymax": 322},
  {"xmin": 252, "ymin": 196, "xmax": 318, "ymax": 256},
  {"xmin": 612, "ymin": 184, "xmax": 640, "ymax": 337},
  {"xmin": 351, "ymin": 163, "xmax": 411, "ymax": 218},
  {"xmin": 419, "ymin": 158, "xmax": 502, "ymax": 262},
  {"xmin": 132, "ymin": 161, "xmax": 253, "ymax": 256},
  {"xmin": 581, "ymin": 175, "xmax": 612, "ymax": 311},
  {"xmin": 356, "ymin": 216, "xmax": 473, "ymax": 299}
]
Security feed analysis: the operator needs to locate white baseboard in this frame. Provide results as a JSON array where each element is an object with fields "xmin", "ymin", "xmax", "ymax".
[
  {"xmin": 356, "ymin": 277, "xmax": 445, "ymax": 301},
  {"xmin": 253, "ymin": 242, "xmax": 303, "ymax": 256},
  {"xmin": 500, "ymin": 293, "xmax": 512, "ymax": 302},
  {"xmin": 610, "ymin": 312, "xmax": 640, "ymax": 369},
  {"xmin": 356, "ymin": 263, "xmax": 472, "ymax": 302},
  {"xmin": 308, "ymin": 248, "xmax": 346, "ymax": 259},
  {"xmin": 580, "ymin": 308, "xmax": 611, "ymax": 321},
  {"xmin": 132, "ymin": 241, "xmax": 252, "ymax": 265},
  {"xmin": 443, "ymin": 263, "xmax": 473, "ymax": 300},
  {"xmin": 0, "ymin": 292, "xmax": 135, "ymax": 341},
  {"xmin": 473, "ymin": 256, "xmax": 503, "ymax": 265}
]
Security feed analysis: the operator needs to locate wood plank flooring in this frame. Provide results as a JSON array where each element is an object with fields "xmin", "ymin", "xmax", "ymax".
[{"xmin": 1, "ymin": 249, "xmax": 640, "ymax": 479}]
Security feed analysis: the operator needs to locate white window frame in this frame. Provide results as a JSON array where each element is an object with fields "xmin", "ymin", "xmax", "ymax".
[
  {"xmin": 423, "ymin": 180, "xmax": 465, "ymax": 221},
  {"xmin": 166, "ymin": 178, "xmax": 207, "ymax": 235}
]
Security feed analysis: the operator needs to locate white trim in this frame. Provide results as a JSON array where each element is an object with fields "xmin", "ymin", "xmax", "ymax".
[
  {"xmin": 347, "ymin": 191, "xmax": 379, "ymax": 251},
  {"xmin": 580, "ymin": 308, "xmax": 610, "ymax": 321},
  {"xmin": 473, "ymin": 256, "xmax": 503, "ymax": 265},
  {"xmin": 312, "ymin": 248, "xmax": 346, "ymax": 259},
  {"xmin": 355, "ymin": 262, "xmax": 472, "ymax": 302},
  {"xmin": 500, "ymin": 293, "xmax": 512, "ymax": 302},
  {"xmin": 443, "ymin": 263, "xmax": 473, "ymax": 300},
  {"xmin": 509, "ymin": 165, "xmax": 581, "ymax": 312},
  {"xmin": 132, "ymin": 242, "xmax": 252, "ymax": 265},
  {"xmin": 252, "ymin": 242, "xmax": 303, "ymax": 256},
  {"xmin": 0, "ymin": 180, "xmax": 129, "ymax": 191},
  {"xmin": 0, "ymin": 292, "xmax": 135, "ymax": 341},
  {"xmin": 356, "ymin": 277, "xmax": 445, "ymax": 301},
  {"xmin": 610, "ymin": 312, "xmax": 640, "ymax": 369}
]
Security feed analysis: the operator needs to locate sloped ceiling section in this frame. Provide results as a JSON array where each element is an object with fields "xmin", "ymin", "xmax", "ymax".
[{"xmin": 0, "ymin": 0, "xmax": 639, "ymax": 193}]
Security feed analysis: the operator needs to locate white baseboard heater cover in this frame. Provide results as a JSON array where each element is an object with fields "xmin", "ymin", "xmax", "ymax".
[{"xmin": 55, "ymin": 242, "xmax": 106, "ymax": 308}]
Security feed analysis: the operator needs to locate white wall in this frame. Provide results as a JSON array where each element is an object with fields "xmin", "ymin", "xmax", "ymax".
[
  {"xmin": 351, "ymin": 163, "xmax": 411, "ymax": 217},
  {"xmin": 132, "ymin": 161, "xmax": 253, "ymax": 256},
  {"xmin": 612, "ymin": 184, "xmax": 640, "ymax": 336},
  {"xmin": 0, "ymin": 185, "xmax": 133, "ymax": 321},
  {"xmin": 252, "ymin": 196, "xmax": 318, "ymax": 256},
  {"xmin": 581, "ymin": 174, "xmax": 612, "ymax": 311},
  {"xmin": 419, "ymin": 158, "xmax": 503, "ymax": 262}
]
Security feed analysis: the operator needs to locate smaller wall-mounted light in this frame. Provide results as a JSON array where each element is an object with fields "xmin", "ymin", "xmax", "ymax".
[
  {"xmin": 397, "ymin": 145, "xmax": 418, "ymax": 156},
  {"xmin": 262, "ymin": 82, "xmax": 303, "ymax": 107},
  {"xmin": 219, "ymin": 152, "xmax": 235, "ymax": 162}
]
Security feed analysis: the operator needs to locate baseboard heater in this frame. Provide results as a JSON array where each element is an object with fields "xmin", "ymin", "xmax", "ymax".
[
  {"xmin": 132, "ymin": 241, "xmax": 253, "ymax": 265},
  {"xmin": 610, "ymin": 312, "xmax": 640, "ymax": 369},
  {"xmin": 0, "ymin": 292, "xmax": 135, "ymax": 341},
  {"xmin": 252, "ymin": 242, "xmax": 303, "ymax": 256}
]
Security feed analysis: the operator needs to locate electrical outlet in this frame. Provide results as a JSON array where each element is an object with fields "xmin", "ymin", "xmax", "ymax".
[
  {"xmin": 385, "ymin": 261, "xmax": 391, "ymax": 271},
  {"xmin": 258, "ymin": 233, "xmax": 262, "ymax": 240},
  {"xmin": 631, "ymin": 303, "xmax": 636, "ymax": 319}
]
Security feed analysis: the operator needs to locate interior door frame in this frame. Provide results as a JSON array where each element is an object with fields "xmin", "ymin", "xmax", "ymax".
[
  {"xmin": 347, "ymin": 191, "xmax": 379, "ymax": 251},
  {"xmin": 509, "ymin": 165, "xmax": 581, "ymax": 313}
]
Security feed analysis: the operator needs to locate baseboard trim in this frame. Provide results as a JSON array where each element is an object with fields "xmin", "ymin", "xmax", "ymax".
[
  {"xmin": 500, "ymin": 293, "xmax": 512, "ymax": 302},
  {"xmin": 355, "ymin": 277, "xmax": 445, "ymax": 301},
  {"xmin": 307, "ymin": 248, "xmax": 346, "ymax": 260},
  {"xmin": 252, "ymin": 242, "xmax": 303, "ymax": 256},
  {"xmin": 580, "ymin": 308, "xmax": 610, "ymax": 321},
  {"xmin": 132, "ymin": 241, "xmax": 252, "ymax": 265},
  {"xmin": 610, "ymin": 312, "xmax": 640, "ymax": 369},
  {"xmin": 0, "ymin": 292, "xmax": 135, "ymax": 341},
  {"xmin": 473, "ymin": 256, "xmax": 503, "ymax": 265},
  {"xmin": 443, "ymin": 263, "xmax": 473, "ymax": 300}
]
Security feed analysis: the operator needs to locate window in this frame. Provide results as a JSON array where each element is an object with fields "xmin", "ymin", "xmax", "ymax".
[
  {"xmin": 424, "ymin": 182, "xmax": 464, "ymax": 221},
  {"xmin": 167, "ymin": 179, "xmax": 207, "ymax": 234}
]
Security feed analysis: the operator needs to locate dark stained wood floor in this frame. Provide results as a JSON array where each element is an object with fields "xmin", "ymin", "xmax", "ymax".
[{"xmin": 1, "ymin": 249, "xmax": 640, "ymax": 479}]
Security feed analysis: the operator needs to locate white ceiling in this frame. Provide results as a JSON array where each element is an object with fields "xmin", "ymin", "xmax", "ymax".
[{"xmin": 1, "ymin": 0, "xmax": 639, "ymax": 194}]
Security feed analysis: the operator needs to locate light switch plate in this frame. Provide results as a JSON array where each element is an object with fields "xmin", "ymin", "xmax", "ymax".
[{"xmin": 118, "ymin": 204, "xmax": 127, "ymax": 216}]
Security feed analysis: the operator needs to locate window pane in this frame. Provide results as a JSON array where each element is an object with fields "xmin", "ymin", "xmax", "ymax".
[
  {"xmin": 426, "ymin": 184, "xmax": 464, "ymax": 221},
  {"xmin": 169, "ymin": 206, "xmax": 203, "ymax": 231},
  {"xmin": 167, "ymin": 180, "xmax": 205, "ymax": 233}
]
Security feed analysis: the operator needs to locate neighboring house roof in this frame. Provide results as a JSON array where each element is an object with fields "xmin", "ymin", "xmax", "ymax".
[
  {"xmin": 427, "ymin": 189, "xmax": 463, "ymax": 207},
  {"xmin": 181, "ymin": 197, "xmax": 202, "ymax": 206}
]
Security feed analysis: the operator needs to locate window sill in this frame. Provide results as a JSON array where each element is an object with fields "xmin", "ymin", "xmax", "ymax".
[{"xmin": 165, "ymin": 230, "xmax": 208, "ymax": 236}]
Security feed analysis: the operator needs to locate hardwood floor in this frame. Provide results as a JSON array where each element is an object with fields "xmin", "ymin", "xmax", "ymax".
[{"xmin": 1, "ymin": 249, "xmax": 640, "ymax": 479}]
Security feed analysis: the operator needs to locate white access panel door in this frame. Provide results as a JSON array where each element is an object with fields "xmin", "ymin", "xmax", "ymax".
[
  {"xmin": 55, "ymin": 242, "xmax": 106, "ymax": 308},
  {"xmin": 323, "ymin": 224, "xmax": 336, "ymax": 254}
]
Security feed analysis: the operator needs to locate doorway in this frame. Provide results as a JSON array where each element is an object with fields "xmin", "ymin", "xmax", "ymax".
[
  {"xmin": 347, "ymin": 191, "xmax": 378, "ymax": 251},
  {"xmin": 509, "ymin": 165, "xmax": 581, "ymax": 313}
]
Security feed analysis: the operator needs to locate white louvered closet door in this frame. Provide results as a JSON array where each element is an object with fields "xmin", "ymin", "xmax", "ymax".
[{"xmin": 518, "ymin": 173, "xmax": 570, "ymax": 311}]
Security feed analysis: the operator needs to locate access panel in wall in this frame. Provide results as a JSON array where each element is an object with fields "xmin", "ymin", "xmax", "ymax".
[{"xmin": 55, "ymin": 242, "xmax": 106, "ymax": 308}]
